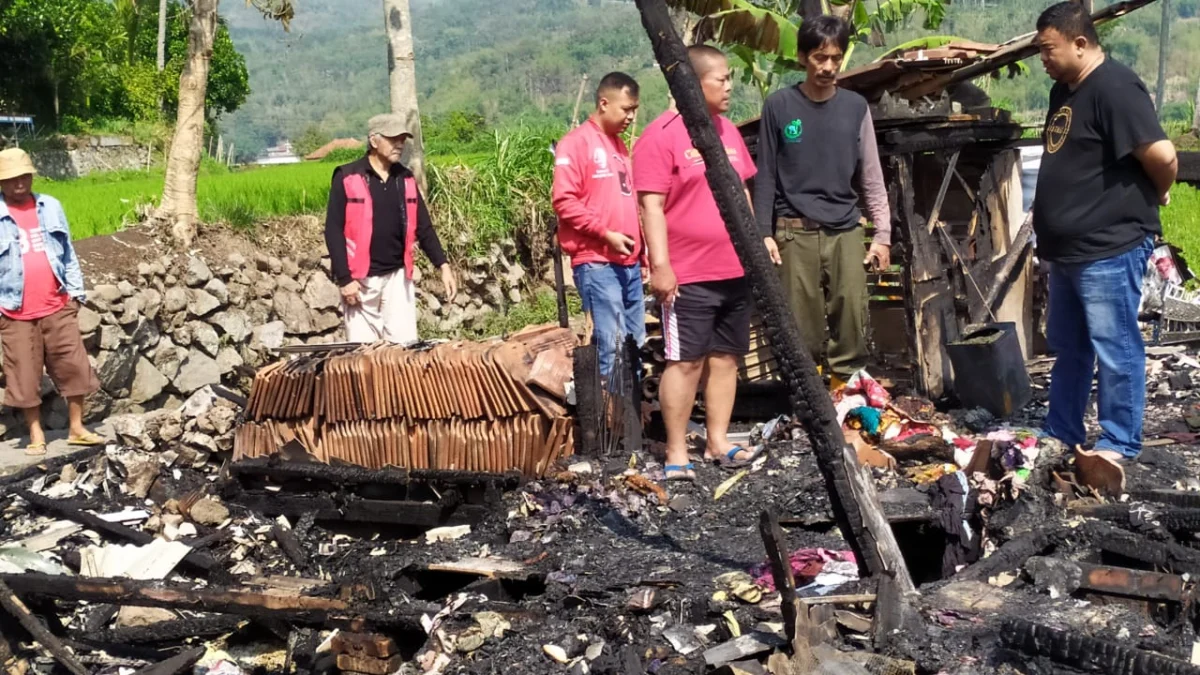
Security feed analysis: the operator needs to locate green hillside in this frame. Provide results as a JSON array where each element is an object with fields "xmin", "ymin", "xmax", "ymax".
[{"xmin": 220, "ymin": 0, "xmax": 1199, "ymax": 159}]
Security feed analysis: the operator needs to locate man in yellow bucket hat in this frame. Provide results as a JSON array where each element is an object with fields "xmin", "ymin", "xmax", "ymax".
[{"xmin": 0, "ymin": 148, "xmax": 103, "ymax": 455}]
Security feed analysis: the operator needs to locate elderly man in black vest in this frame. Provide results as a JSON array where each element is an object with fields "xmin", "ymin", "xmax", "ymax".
[{"xmin": 324, "ymin": 114, "xmax": 457, "ymax": 343}]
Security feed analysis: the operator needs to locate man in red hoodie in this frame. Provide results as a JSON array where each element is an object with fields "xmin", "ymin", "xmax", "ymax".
[{"xmin": 552, "ymin": 72, "xmax": 644, "ymax": 379}]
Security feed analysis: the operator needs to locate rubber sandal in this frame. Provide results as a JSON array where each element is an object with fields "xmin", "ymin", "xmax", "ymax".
[
  {"xmin": 24, "ymin": 443, "xmax": 46, "ymax": 457},
  {"xmin": 67, "ymin": 432, "xmax": 104, "ymax": 447},
  {"xmin": 664, "ymin": 463, "xmax": 696, "ymax": 482},
  {"xmin": 711, "ymin": 445, "xmax": 766, "ymax": 470}
]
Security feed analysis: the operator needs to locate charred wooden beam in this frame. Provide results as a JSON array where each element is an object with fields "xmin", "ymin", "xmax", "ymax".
[
  {"xmin": 1085, "ymin": 521, "xmax": 1200, "ymax": 576},
  {"xmin": 81, "ymin": 615, "xmax": 245, "ymax": 645},
  {"xmin": 573, "ymin": 344, "xmax": 602, "ymax": 456},
  {"xmin": 1000, "ymin": 618, "xmax": 1200, "ymax": 675},
  {"xmin": 1026, "ymin": 556, "xmax": 1184, "ymax": 602},
  {"xmin": 953, "ymin": 527, "xmax": 1068, "ymax": 582},
  {"xmin": 133, "ymin": 646, "xmax": 206, "ymax": 675},
  {"xmin": 231, "ymin": 492, "xmax": 489, "ymax": 528},
  {"xmin": 14, "ymin": 489, "xmax": 226, "ymax": 579},
  {"xmin": 272, "ymin": 519, "xmax": 308, "ymax": 572},
  {"xmin": 1130, "ymin": 489, "xmax": 1200, "ymax": 509},
  {"xmin": 973, "ymin": 212, "xmax": 1034, "ymax": 324},
  {"xmin": 229, "ymin": 457, "xmax": 521, "ymax": 489},
  {"xmin": 633, "ymin": 0, "xmax": 916, "ymax": 610},
  {"xmin": 759, "ymin": 510, "xmax": 811, "ymax": 664},
  {"xmin": 1073, "ymin": 503, "xmax": 1200, "ymax": 532},
  {"xmin": 0, "ymin": 573, "xmax": 436, "ymax": 628},
  {"xmin": 0, "ymin": 580, "xmax": 88, "ymax": 675}
]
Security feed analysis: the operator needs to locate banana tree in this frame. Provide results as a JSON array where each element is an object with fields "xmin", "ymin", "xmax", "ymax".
[{"xmin": 665, "ymin": 0, "xmax": 951, "ymax": 99}]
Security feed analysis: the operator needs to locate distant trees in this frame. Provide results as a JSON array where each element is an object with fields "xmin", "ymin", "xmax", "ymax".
[{"xmin": 0, "ymin": 0, "xmax": 249, "ymax": 132}]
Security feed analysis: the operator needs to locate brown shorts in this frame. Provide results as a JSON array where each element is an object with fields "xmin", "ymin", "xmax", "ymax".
[{"xmin": 0, "ymin": 302, "xmax": 100, "ymax": 409}]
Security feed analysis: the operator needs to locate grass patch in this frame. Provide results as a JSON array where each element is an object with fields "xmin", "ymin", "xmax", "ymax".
[{"xmin": 1163, "ymin": 182, "xmax": 1200, "ymax": 265}]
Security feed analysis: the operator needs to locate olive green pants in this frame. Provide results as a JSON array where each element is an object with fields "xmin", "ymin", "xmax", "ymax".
[{"xmin": 775, "ymin": 221, "xmax": 869, "ymax": 378}]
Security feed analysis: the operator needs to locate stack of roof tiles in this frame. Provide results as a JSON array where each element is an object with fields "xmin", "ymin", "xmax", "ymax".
[{"xmin": 234, "ymin": 325, "xmax": 577, "ymax": 477}]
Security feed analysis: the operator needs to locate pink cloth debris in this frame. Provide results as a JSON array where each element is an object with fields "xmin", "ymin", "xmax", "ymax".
[{"xmin": 750, "ymin": 548, "xmax": 857, "ymax": 591}]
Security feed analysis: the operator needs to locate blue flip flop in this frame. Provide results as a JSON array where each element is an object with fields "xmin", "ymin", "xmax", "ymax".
[
  {"xmin": 664, "ymin": 462, "xmax": 696, "ymax": 482},
  {"xmin": 712, "ymin": 445, "xmax": 766, "ymax": 470}
]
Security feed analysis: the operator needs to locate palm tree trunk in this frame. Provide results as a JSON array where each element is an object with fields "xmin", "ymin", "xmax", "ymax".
[
  {"xmin": 383, "ymin": 0, "xmax": 427, "ymax": 194},
  {"xmin": 160, "ymin": 0, "xmax": 219, "ymax": 246},
  {"xmin": 157, "ymin": 0, "xmax": 169, "ymax": 71}
]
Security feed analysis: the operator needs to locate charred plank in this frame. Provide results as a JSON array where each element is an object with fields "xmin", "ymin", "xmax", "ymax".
[
  {"xmin": 1000, "ymin": 618, "xmax": 1200, "ymax": 675},
  {"xmin": 0, "ymin": 580, "xmax": 88, "ymax": 675},
  {"xmin": 82, "ymin": 615, "xmax": 245, "ymax": 645},
  {"xmin": 1026, "ymin": 556, "xmax": 1184, "ymax": 602},
  {"xmin": 229, "ymin": 457, "xmax": 521, "ymax": 489},
  {"xmin": 0, "ymin": 573, "xmax": 435, "ymax": 628},
  {"xmin": 1085, "ymin": 521, "xmax": 1200, "ymax": 575},
  {"xmin": 952, "ymin": 527, "xmax": 1068, "ymax": 582},
  {"xmin": 232, "ymin": 492, "xmax": 489, "ymax": 528},
  {"xmin": 133, "ymin": 646, "xmax": 205, "ymax": 675}
]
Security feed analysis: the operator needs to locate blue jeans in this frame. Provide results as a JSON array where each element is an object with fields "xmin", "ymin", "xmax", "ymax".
[
  {"xmin": 573, "ymin": 262, "xmax": 645, "ymax": 379},
  {"xmin": 1043, "ymin": 236, "xmax": 1154, "ymax": 458}
]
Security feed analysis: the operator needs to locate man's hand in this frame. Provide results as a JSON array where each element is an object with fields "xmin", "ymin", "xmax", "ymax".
[
  {"xmin": 440, "ymin": 264, "xmax": 458, "ymax": 302},
  {"xmin": 864, "ymin": 243, "xmax": 891, "ymax": 271},
  {"xmin": 641, "ymin": 265, "xmax": 650, "ymax": 284},
  {"xmin": 650, "ymin": 264, "xmax": 678, "ymax": 306},
  {"xmin": 1162, "ymin": 192, "xmax": 1172, "ymax": 207},
  {"xmin": 764, "ymin": 237, "xmax": 782, "ymax": 265},
  {"xmin": 340, "ymin": 280, "xmax": 362, "ymax": 307},
  {"xmin": 603, "ymin": 230, "xmax": 636, "ymax": 256}
]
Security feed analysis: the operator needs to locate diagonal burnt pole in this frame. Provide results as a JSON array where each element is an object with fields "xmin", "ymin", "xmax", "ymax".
[{"xmin": 633, "ymin": 0, "xmax": 919, "ymax": 638}]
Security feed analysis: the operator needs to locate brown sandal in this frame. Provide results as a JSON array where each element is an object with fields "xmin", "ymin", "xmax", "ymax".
[{"xmin": 24, "ymin": 442, "xmax": 46, "ymax": 457}]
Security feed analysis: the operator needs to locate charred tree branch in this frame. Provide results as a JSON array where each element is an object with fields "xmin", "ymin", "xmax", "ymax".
[{"xmin": 632, "ymin": 1, "xmax": 915, "ymax": 615}]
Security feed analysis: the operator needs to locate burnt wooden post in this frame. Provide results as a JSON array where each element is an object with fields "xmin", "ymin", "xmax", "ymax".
[{"xmin": 633, "ymin": 0, "xmax": 918, "ymax": 633}]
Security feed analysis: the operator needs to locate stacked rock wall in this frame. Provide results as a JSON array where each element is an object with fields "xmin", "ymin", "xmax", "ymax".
[{"xmin": 0, "ymin": 238, "xmax": 550, "ymax": 441}]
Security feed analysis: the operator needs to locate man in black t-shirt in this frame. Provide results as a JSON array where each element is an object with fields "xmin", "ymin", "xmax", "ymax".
[
  {"xmin": 1033, "ymin": 2, "xmax": 1177, "ymax": 460},
  {"xmin": 753, "ymin": 16, "xmax": 891, "ymax": 383}
]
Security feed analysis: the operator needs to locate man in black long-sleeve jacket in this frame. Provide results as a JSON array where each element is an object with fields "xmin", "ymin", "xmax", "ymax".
[{"xmin": 324, "ymin": 114, "xmax": 458, "ymax": 343}]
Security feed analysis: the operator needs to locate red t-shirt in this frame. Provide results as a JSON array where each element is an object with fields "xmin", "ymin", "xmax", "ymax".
[
  {"xmin": 632, "ymin": 111, "xmax": 757, "ymax": 285},
  {"xmin": 551, "ymin": 120, "xmax": 643, "ymax": 267},
  {"xmin": 2, "ymin": 200, "xmax": 68, "ymax": 321}
]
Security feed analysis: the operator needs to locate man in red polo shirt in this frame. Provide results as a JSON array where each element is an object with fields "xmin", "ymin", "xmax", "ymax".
[
  {"xmin": 552, "ymin": 72, "xmax": 645, "ymax": 380},
  {"xmin": 634, "ymin": 46, "xmax": 778, "ymax": 482}
]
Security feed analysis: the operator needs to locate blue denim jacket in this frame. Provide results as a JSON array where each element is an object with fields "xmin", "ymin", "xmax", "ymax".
[{"xmin": 0, "ymin": 194, "xmax": 86, "ymax": 312}]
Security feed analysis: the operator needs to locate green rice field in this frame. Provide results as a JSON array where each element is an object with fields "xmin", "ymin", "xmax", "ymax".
[{"xmin": 46, "ymin": 161, "xmax": 334, "ymax": 238}]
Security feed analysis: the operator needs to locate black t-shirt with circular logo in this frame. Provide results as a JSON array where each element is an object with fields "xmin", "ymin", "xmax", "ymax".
[{"xmin": 1033, "ymin": 58, "xmax": 1166, "ymax": 263}]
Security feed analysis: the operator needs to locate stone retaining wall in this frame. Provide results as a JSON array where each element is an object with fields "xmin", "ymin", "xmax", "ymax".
[
  {"xmin": 0, "ymin": 239, "xmax": 542, "ymax": 441},
  {"xmin": 31, "ymin": 142, "xmax": 149, "ymax": 180}
]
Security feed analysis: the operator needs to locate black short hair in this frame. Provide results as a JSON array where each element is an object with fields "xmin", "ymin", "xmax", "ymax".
[
  {"xmin": 687, "ymin": 44, "xmax": 727, "ymax": 75},
  {"xmin": 1037, "ymin": 1, "xmax": 1099, "ymax": 45},
  {"xmin": 595, "ymin": 72, "xmax": 639, "ymax": 105},
  {"xmin": 798, "ymin": 15, "xmax": 851, "ymax": 55}
]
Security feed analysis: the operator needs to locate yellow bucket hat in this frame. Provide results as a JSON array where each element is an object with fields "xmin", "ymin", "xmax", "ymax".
[{"xmin": 0, "ymin": 148, "xmax": 37, "ymax": 181}]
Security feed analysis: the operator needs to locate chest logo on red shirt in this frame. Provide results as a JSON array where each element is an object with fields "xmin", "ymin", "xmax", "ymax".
[
  {"xmin": 591, "ymin": 147, "xmax": 614, "ymax": 179},
  {"xmin": 1045, "ymin": 106, "xmax": 1072, "ymax": 155},
  {"xmin": 17, "ymin": 228, "xmax": 46, "ymax": 257}
]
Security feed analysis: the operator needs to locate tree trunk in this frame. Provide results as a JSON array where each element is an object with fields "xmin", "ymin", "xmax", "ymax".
[
  {"xmin": 157, "ymin": 0, "xmax": 169, "ymax": 71},
  {"xmin": 383, "ymin": 0, "xmax": 427, "ymax": 194},
  {"xmin": 159, "ymin": 0, "xmax": 218, "ymax": 247},
  {"xmin": 1193, "ymin": 76, "xmax": 1200, "ymax": 134},
  {"xmin": 1155, "ymin": 0, "xmax": 1170, "ymax": 112}
]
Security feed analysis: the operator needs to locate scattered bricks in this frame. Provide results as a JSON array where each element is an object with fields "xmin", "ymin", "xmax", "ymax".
[
  {"xmin": 331, "ymin": 633, "xmax": 396, "ymax": 659},
  {"xmin": 334, "ymin": 653, "xmax": 402, "ymax": 675}
]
